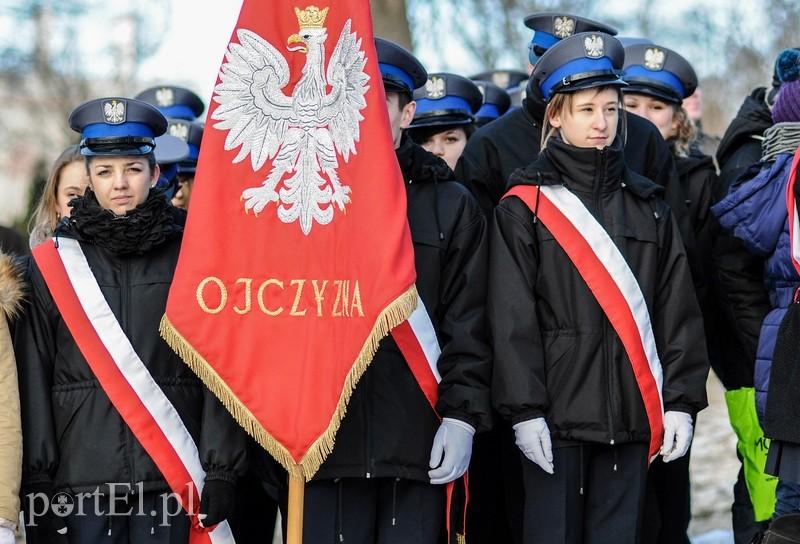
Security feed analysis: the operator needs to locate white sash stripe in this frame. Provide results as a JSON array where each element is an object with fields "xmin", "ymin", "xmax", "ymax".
[
  {"xmin": 792, "ymin": 206, "xmax": 800, "ymax": 268},
  {"xmin": 407, "ymin": 296, "xmax": 442, "ymax": 384},
  {"xmin": 539, "ymin": 186, "xmax": 664, "ymax": 411},
  {"xmin": 57, "ymin": 238, "xmax": 235, "ymax": 543}
]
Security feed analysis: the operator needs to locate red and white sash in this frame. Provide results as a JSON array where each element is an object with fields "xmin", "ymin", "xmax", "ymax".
[
  {"xmin": 391, "ymin": 297, "xmax": 442, "ymax": 410},
  {"xmin": 32, "ymin": 239, "xmax": 234, "ymax": 544},
  {"xmin": 391, "ymin": 298, "xmax": 468, "ymax": 543},
  {"xmin": 785, "ymin": 145, "xmax": 800, "ymax": 277},
  {"xmin": 506, "ymin": 184, "xmax": 665, "ymax": 460}
]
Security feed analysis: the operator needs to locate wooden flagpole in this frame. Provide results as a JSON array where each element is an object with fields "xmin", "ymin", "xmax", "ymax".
[{"xmin": 286, "ymin": 473, "xmax": 305, "ymax": 544}]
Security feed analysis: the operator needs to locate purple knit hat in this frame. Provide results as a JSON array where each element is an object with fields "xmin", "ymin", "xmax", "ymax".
[{"xmin": 772, "ymin": 49, "xmax": 800, "ymax": 124}]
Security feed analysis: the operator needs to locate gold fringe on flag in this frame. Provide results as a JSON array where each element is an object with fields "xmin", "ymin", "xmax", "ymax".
[{"xmin": 160, "ymin": 284, "xmax": 419, "ymax": 481}]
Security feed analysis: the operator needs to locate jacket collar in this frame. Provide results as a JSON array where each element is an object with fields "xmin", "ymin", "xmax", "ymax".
[
  {"xmin": 541, "ymin": 137, "xmax": 626, "ymax": 195},
  {"xmin": 395, "ymin": 133, "xmax": 455, "ymax": 185}
]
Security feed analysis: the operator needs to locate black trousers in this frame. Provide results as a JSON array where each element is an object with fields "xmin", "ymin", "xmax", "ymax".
[
  {"xmin": 63, "ymin": 491, "xmax": 189, "ymax": 543},
  {"xmin": 642, "ymin": 451, "xmax": 692, "ymax": 544},
  {"xmin": 229, "ymin": 474, "xmax": 279, "ymax": 543},
  {"xmin": 520, "ymin": 442, "xmax": 648, "ymax": 544},
  {"xmin": 292, "ymin": 477, "xmax": 444, "ymax": 544},
  {"xmin": 733, "ymin": 450, "xmax": 770, "ymax": 544},
  {"xmin": 467, "ymin": 420, "xmax": 523, "ymax": 544}
]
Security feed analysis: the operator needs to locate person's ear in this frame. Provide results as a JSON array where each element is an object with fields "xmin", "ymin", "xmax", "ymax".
[
  {"xmin": 150, "ymin": 164, "xmax": 161, "ymax": 188},
  {"xmin": 549, "ymin": 111, "xmax": 562, "ymax": 128},
  {"xmin": 400, "ymin": 100, "xmax": 417, "ymax": 130}
]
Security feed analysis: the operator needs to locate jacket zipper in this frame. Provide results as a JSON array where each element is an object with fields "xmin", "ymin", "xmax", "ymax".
[
  {"xmin": 594, "ymin": 149, "xmax": 616, "ymax": 446},
  {"xmin": 120, "ymin": 256, "xmax": 137, "ymax": 490}
]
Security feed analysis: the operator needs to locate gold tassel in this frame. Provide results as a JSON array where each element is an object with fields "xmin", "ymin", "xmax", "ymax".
[{"xmin": 160, "ymin": 284, "xmax": 418, "ymax": 480}]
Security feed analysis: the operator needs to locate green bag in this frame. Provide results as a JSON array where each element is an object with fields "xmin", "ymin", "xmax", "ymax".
[{"xmin": 726, "ymin": 387, "xmax": 777, "ymax": 522}]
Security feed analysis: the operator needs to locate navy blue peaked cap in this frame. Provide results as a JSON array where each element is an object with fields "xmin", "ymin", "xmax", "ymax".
[
  {"xmin": 472, "ymin": 80, "xmax": 512, "ymax": 125},
  {"xmin": 622, "ymin": 44, "xmax": 698, "ymax": 104},
  {"xmin": 470, "ymin": 69, "xmax": 529, "ymax": 90},
  {"xmin": 531, "ymin": 32, "xmax": 626, "ymax": 102},
  {"xmin": 136, "ymin": 85, "xmax": 205, "ymax": 121},
  {"xmin": 375, "ymin": 37, "xmax": 428, "ymax": 95},
  {"xmin": 525, "ymin": 12, "xmax": 617, "ymax": 65},
  {"xmin": 411, "ymin": 73, "xmax": 483, "ymax": 128},
  {"xmin": 69, "ymin": 97, "xmax": 168, "ymax": 156},
  {"xmin": 167, "ymin": 119, "xmax": 204, "ymax": 174}
]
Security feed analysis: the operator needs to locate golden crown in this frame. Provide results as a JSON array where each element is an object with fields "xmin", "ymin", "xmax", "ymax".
[{"xmin": 295, "ymin": 5, "xmax": 329, "ymax": 29}]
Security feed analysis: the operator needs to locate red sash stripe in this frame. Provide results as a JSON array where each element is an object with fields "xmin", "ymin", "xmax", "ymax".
[
  {"xmin": 391, "ymin": 297, "xmax": 467, "ymax": 542},
  {"xmin": 32, "ymin": 240, "xmax": 232, "ymax": 543},
  {"xmin": 785, "ymin": 145, "xmax": 800, "ymax": 277},
  {"xmin": 507, "ymin": 185, "xmax": 665, "ymax": 460},
  {"xmin": 391, "ymin": 296, "xmax": 441, "ymax": 412}
]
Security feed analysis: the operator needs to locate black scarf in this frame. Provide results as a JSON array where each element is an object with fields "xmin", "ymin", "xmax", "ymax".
[
  {"xmin": 65, "ymin": 189, "xmax": 184, "ymax": 256},
  {"xmin": 395, "ymin": 134, "xmax": 454, "ymax": 185}
]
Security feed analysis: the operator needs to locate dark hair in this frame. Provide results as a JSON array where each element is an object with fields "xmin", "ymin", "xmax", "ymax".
[
  {"xmin": 387, "ymin": 90, "xmax": 413, "ymax": 110},
  {"xmin": 407, "ymin": 123, "xmax": 475, "ymax": 145}
]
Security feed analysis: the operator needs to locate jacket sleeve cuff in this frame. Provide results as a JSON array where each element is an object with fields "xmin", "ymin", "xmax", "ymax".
[
  {"xmin": 22, "ymin": 472, "xmax": 53, "ymax": 488},
  {"xmin": 203, "ymin": 470, "xmax": 238, "ymax": 485},
  {"xmin": 664, "ymin": 403, "xmax": 697, "ymax": 417},
  {"xmin": 510, "ymin": 410, "xmax": 545, "ymax": 426},
  {"xmin": 439, "ymin": 411, "xmax": 478, "ymax": 430}
]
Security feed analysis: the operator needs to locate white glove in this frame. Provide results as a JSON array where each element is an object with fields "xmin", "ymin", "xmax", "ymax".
[
  {"xmin": 513, "ymin": 417, "xmax": 553, "ymax": 474},
  {"xmin": 428, "ymin": 418, "xmax": 475, "ymax": 484},
  {"xmin": 0, "ymin": 526, "xmax": 15, "ymax": 544},
  {"xmin": 661, "ymin": 411, "xmax": 694, "ymax": 463}
]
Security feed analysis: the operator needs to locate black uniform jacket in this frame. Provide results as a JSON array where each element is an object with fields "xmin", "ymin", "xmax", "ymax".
[
  {"xmin": 315, "ymin": 135, "xmax": 491, "ymax": 482},
  {"xmin": 456, "ymin": 91, "xmax": 693, "ymax": 245},
  {"xmin": 15, "ymin": 193, "xmax": 246, "ymax": 494},
  {"xmin": 709, "ymin": 87, "xmax": 773, "ymax": 389},
  {"xmin": 676, "ymin": 151, "xmax": 717, "ymax": 303},
  {"xmin": 489, "ymin": 138, "xmax": 709, "ymax": 445},
  {"xmin": 715, "ymin": 87, "xmax": 773, "ymax": 198}
]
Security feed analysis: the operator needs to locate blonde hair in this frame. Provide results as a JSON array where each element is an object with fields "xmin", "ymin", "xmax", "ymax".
[
  {"xmin": 28, "ymin": 145, "xmax": 83, "ymax": 247},
  {"xmin": 668, "ymin": 105, "xmax": 697, "ymax": 159},
  {"xmin": 541, "ymin": 86, "xmax": 627, "ymax": 149}
]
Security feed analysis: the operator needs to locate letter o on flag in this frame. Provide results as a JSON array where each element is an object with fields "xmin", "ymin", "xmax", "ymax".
[{"xmin": 197, "ymin": 277, "xmax": 228, "ymax": 314}]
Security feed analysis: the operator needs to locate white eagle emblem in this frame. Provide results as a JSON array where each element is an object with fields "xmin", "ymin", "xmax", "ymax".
[
  {"xmin": 491, "ymin": 72, "xmax": 510, "ymax": 88},
  {"xmin": 644, "ymin": 48, "xmax": 666, "ymax": 71},
  {"xmin": 169, "ymin": 122, "xmax": 190, "ymax": 142},
  {"xmin": 426, "ymin": 76, "xmax": 446, "ymax": 99},
  {"xmin": 156, "ymin": 87, "xmax": 175, "ymax": 107},
  {"xmin": 553, "ymin": 16, "xmax": 576, "ymax": 39},
  {"xmin": 584, "ymin": 35, "xmax": 604, "ymax": 58},
  {"xmin": 103, "ymin": 100, "xmax": 125, "ymax": 124},
  {"xmin": 212, "ymin": 5, "xmax": 370, "ymax": 235}
]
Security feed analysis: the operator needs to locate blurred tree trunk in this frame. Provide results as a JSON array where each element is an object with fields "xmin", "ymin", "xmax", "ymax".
[{"xmin": 370, "ymin": 0, "xmax": 413, "ymax": 50}]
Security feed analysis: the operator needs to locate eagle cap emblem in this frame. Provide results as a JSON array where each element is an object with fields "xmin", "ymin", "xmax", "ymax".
[
  {"xmin": 155, "ymin": 87, "xmax": 175, "ymax": 107},
  {"xmin": 169, "ymin": 122, "xmax": 189, "ymax": 142},
  {"xmin": 584, "ymin": 35, "xmax": 604, "ymax": 58},
  {"xmin": 491, "ymin": 72, "xmax": 510, "ymax": 88},
  {"xmin": 644, "ymin": 48, "xmax": 666, "ymax": 71},
  {"xmin": 553, "ymin": 16, "xmax": 576, "ymax": 39},
  {"xmin": 102, "ymin": 100, "xmax": 126, "ymax": 125},
  {"xmin": 426, "ymin": 76, "xmax": 446, "ymax": 99}
]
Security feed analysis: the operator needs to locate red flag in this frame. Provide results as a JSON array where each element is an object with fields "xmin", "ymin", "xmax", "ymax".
[{"xmin": 161, "ymin": 1, "xmax": 417, "ymax": 479}]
